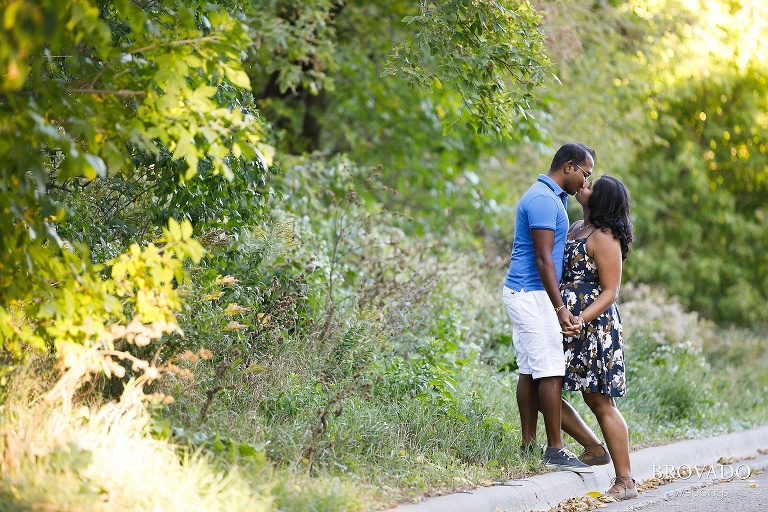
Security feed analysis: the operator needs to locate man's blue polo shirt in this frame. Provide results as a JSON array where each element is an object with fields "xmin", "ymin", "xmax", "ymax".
[{"xmin": 504, "ymin": 174, "xmax": 569, "ymax": 292}]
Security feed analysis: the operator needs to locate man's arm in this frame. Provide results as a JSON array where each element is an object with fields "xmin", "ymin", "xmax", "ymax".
[{"xmin": 531, "ymin": 228, "xmax": 575, "ymax": 330}]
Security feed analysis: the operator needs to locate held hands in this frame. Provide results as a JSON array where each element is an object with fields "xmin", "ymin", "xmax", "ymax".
[{"xmin": 559, "ymin": 308, "xmax": 584, "ymax": 337}]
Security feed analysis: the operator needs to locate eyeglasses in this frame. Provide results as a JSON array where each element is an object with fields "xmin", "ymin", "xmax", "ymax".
[{"xmin": 571, "ymin": 161, "xmax": 592, "ymax": 181}]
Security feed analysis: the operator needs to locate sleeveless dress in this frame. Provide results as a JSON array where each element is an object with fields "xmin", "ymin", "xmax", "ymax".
[{"xmin": 560, "ymin": 235, "xmax": 626, "ymax": 397}]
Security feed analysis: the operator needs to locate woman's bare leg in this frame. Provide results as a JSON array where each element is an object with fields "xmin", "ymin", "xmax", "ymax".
[{"xmin": 582, "ymin": 392, "xmax": 634, "ymax": 489}]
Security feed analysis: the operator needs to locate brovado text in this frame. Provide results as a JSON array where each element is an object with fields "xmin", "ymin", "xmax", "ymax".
[{"xmin": 652, "ymin": 464, "xmax": 752, "ymax": 480}]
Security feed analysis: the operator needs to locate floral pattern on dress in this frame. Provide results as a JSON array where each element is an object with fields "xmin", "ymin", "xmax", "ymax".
[{"xmin": 560, "ymin": 237, "xmax": 626, "ymax": 397}]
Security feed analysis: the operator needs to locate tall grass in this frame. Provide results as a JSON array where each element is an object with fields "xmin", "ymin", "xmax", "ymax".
[
  {"xmin": 618, "ymin": 285, "xmax": 768, "ymax": 442},
  {"xmin": 0, "ymin": 362, "xmax": 271, "ymax": 512}
]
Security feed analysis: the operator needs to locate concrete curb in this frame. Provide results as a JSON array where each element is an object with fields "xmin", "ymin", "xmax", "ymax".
[{"xmin": 389, "ymin": 425, "xmax": 768, "ymax": 512}]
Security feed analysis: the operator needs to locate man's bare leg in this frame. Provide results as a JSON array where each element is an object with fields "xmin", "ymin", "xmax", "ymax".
[
  {"xmin": 538, "ymin": 376, "xmax": 564, "ymax": 448},
  {"xmin": 517, "ymin": 374, "xmax": 540, "ymax": 446},
  {"xmin": 560, "ymin": 398, "xmax": 602, "ymax": 447}
]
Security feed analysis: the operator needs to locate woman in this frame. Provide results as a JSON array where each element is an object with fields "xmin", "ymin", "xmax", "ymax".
[{"xmin": 561, "ymin": 174, "xmax": 636, "ymax": 500}]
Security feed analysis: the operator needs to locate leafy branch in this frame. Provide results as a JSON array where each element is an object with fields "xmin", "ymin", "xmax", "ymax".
[
  {"xmin": 66, "ymin": 88, "xmax": 147, "ymax": 97},
  {"xmin": 384, "ymin": 0, "xmax": 552, "ymax": 135},
  {"xmin": 88, "ymin": 35, "xmax": 224, "ymax": 89}
]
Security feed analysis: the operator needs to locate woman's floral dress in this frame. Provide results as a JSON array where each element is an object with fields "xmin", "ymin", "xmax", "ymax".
[{"xmin": 560, "ymin": 236, "xmax": 626, "ymax": 397}]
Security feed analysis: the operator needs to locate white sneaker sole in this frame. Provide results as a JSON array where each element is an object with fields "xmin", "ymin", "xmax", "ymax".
[{"xmin": 545, "ymin": 462, "xmax": 594, "ymax": 473}]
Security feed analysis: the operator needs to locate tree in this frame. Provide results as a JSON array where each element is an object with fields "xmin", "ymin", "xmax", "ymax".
[
  {"xmin": 246, "ymin": 0, "xmax": 553, "ymax": 225},
  {"xmin": 626, "ymin": 64, "xmax": 768, "ymax": 325},
  {"xmin": 0, "ymin": 0, "xmax": 265, "ymax": 372},
  {"xmin": 0, "ymin": 0, "xmax": 561, "ymax": 372}
]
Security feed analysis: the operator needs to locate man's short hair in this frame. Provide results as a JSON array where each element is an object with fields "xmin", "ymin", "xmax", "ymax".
[{"xmin": 549, "ymin": 143, "xmax": 595, "ymax": 172}]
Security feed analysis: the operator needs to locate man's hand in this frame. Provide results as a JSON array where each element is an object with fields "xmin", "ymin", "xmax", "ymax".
[{"xmin": 559, "ymin": 309, "xmax": 581, "ymax": 336}]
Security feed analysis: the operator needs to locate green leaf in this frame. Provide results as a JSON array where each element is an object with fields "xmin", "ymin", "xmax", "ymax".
[
  {"xmin": 83, "ymin": 153, "xmax": 107, "ymax": 179},
  {"xmin": 3, "ymin": 0, "xmax": 23, "ymax": 30},
  {"xmin": 223, "ymin": 65, "xmax": 251, "ymax": 90}
]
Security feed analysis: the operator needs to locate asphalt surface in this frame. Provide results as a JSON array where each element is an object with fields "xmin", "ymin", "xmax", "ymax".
[
  {"xmin": 630, "ymin": 469, "xmax": 768, "ymax": 512},
  {"xmin": 389, "ymin": 425, "xmax": 768, "ymax": 512},
  {"xmin": 597, "ymin": 453, "xmax": 768, "ymax": 512}
]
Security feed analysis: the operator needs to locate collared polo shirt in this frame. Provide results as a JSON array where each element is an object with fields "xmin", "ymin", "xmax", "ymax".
[{"xmin": 504, "ymin": 174, "xmax": 569, "ymax": 291}]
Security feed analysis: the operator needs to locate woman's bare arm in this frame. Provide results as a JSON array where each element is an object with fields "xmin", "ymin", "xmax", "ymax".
[{"xmin": 581, "ymin": 229, "xmax": 623, "ymax": 323}]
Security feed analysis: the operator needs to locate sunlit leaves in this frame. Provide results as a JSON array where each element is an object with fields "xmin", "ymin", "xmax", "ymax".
[
  {"xmin": 384, "ymin": 0, "xmax": 552, "ymax": 137},
  {"xmin": 626, "ymin": 66, "xmax": 768, "ymax": 325},
  {"xmin": 1, "ymin": 0, "xmax": 267, "ymax": 259},
  {"xmin": 0, "ymin": 218, "xmax": 202, "ymax": 372},
  {"xmin": 0, "ymin": 0, "xmax": 268, "ymax": 372},
  {"xmin": 0, "ymin": 0, "xmax": 110, "ymax": 92},
  {"xmin": 534, "ymin": 0, "xmax": 768, "ymax": 325}
]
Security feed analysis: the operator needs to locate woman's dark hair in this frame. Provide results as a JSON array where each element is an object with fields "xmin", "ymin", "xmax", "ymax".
[{"xmin": 589, "ymin": 175, "xmax": 634, "ymax": 260}]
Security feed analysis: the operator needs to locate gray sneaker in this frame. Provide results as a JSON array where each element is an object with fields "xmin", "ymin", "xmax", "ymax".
[{"xmin": 543, "ymin": 447, "xmax": 594, "ymax": 473}]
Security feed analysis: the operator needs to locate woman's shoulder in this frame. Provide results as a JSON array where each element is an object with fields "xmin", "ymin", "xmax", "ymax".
[{"xmin": 585, "ymin": 227, "xmax": 621, "ymax": 255}]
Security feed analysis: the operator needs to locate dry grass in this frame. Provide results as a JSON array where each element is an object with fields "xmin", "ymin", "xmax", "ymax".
[{"xmin": 0, "ymin": 362, "xmax": 272, "ymax": 512}]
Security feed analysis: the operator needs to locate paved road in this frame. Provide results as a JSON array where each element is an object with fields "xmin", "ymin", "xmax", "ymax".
[
  {"xmin": 596, "ymin": 453, "xmax": 768, "ymax": 512},
  {"xmin": 633, "ymin": 469, "xmax": 768, "ymax": 512}
]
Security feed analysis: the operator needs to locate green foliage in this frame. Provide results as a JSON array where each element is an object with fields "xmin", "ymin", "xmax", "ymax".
[
  {"xmin": 248, "ymin": 0, "xmax": 340, "ymax": 97},
  {"xmin": 247, "ymin": 1, "xmax": 549, "ymax": 231},
  {"xmin": 385, "ymin": 0, "xmax": 552, "ymax": 136},
  {"xmin": 0, "ymin": 0, "xmax": 269, "ymax": 381},
  {"xmin": 153, "ymin": 155, "xmax": 530, "ymax": 506},
  {"xmin": 519, "ymin": 0, "xmax": 768, "ymax": 325},
  {"xmin": 619, "ymin": 327, "xmax": 768, "ymax": 441},
  {"xmin": 271, "ymin": 474, "xmax": 364, "ymax": 512},
  {"xmin": 1, "ymin": 0, "xmax": 266, "ymax": 245},
  {"xmin": 170, "ymin": 426, "xmax": 268, "ymax": 469},
  {"xmin": 0, "ymin": 217, "xmax": 202, "ymax": 391},
  {"xmin": 6, "ymin": 0, "xmax": 768, "ymax": 510},
  {"xmin": 626, "ymin": 337, "xmax": 713, "ymax": 423},
  {"xmin": 53, "ymin": 143, "xmax": 274, "ymax": 259},
  {"xmin": 625, "ymin": 66, "xmax": 768, "ymax": 324}
]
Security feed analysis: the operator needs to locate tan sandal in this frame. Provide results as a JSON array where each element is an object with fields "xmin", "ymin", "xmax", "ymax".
[
  {"xmin": 578, "ymin": 442, "xmax": 611, "ymax": 466},
  {"xmin": 603, "ymin": 475, "xmax": 638, "ymax": 500}
]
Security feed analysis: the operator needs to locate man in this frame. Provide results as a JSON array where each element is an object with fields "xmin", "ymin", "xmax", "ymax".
[{"xmin": 502, "ymin": 143, "xmax": 594, "ymax": 472}]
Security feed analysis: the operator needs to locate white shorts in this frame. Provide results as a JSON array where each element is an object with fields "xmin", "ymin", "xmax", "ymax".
[{"xmin": 502, "ymin": 286, "xmax": 566, "ymax": 379}]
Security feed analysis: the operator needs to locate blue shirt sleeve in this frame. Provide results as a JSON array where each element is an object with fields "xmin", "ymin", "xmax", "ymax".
[{"xmin": 525, "ymin": 194, "xmax": 559, "ymax": 231}]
